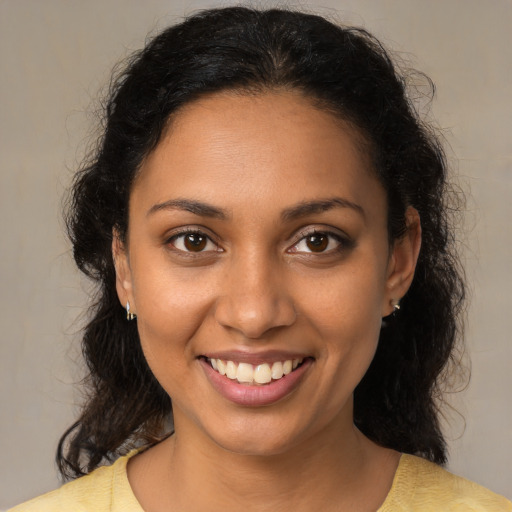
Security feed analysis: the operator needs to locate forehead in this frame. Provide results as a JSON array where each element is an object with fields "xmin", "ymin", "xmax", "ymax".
[{"xmin": 132, "ymin": 91, "xmax": 385, "ymax": 220}]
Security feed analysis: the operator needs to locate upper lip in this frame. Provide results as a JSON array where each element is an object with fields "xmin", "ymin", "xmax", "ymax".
[{"xmin": 200, "ymin": 350, "xmax": 311, "ymax": 365}]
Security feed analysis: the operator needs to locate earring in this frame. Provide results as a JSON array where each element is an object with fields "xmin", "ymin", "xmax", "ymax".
[
  {"xmin": 392, "ymin": 299, "xmax": 401, "ymax": 314},
  {"xmin": 126, "ymin": 301, "xmax": 137, "ymax": 321}
]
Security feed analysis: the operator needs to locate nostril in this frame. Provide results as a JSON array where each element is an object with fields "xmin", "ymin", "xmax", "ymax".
[{"xmin": 213, "ymin": 292, "xmax": 297, "ymax": 339}]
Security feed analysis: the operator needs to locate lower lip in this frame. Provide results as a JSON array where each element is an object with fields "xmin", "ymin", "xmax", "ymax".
[{"xmin": 199, "ymin": 358, "xmax": 312, "ymax": 407}]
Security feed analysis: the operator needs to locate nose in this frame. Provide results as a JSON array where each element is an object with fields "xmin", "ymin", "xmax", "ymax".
[{"xmin": 214, "ymin": 253, "xmax": 297, "ymax": 339}]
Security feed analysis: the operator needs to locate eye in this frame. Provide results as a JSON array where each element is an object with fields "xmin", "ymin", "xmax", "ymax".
[
  {"xmin": 289, "ymin": 230, "xmax": 347, "ymax": 254},
  {"xmin": 168, "ymin": 230, "xmax": 220, "ymax": 253}
]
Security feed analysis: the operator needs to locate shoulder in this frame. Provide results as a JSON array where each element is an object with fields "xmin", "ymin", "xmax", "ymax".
[
  {"xmin": 380, "ymin": 454, "xmax": 512, "ymax": 512},
  {"xmin": 7, "ymin": 465, "xmax": 114, "ymax": 512},
  {"xmin": 7, "ymin": 453, "xmax": 142, "ymax": 512}
]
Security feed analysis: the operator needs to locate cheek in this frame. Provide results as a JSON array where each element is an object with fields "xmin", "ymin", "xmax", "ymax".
[
  {"xmin": 297, "ymin": 260, "xmax": 386, "ymax": 376},
  {"xmin": 130, "ymin": 259, "xmax": 216, "ymax": 374},
  {"xmin": 300, "ymin": 265, "xmax": 386, "ymax": 336}
]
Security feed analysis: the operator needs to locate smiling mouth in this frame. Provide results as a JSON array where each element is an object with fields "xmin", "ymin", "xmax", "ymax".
[{"xmin": 203, "ymin": 357, "xmax": 307, "ymax": 386}]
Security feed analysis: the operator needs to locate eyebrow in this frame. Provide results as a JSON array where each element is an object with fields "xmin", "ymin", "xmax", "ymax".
[
  {"xmin": 281, "ymin": 197, "xmax": 365, "ymax": 222},
  {"xmin": 147, "ymin": 198, "xmax": 229, "ymax": 219},
  {"xmin": 147, "ymin": 196, "xmax": 365, "ymax": 222}
]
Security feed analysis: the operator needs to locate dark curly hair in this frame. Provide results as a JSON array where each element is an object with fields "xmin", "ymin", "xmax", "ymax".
[{"xmin": 58, "ymin": 6, "xmax": 465, "ymax": 478}]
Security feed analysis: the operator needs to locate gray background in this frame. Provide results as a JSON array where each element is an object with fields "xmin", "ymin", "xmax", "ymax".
[{"xmin": 1, "ymin": 0, "xmax": 511, "ymax": 508}]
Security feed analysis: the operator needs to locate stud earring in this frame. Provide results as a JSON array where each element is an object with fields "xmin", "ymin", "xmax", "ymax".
[
  {"xmin": 392, "ymin": 299, "xmax": 401, "ymax": 314},
  {"xmin": 126, "ymin": 301, "xmax": 137, "ymax": 321}
]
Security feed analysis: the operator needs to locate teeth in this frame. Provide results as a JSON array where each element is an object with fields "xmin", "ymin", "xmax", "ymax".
[
  {"xmin": 271, "ymin": 361, "xmax": 284, "ymax": 380},
  {"xmin": 226, "ymin": 360, "xmax": 237, "ymax": 380},
  {"xmin": 217, "ymin": 359, "xmax": 226, "ymax": 376},
  {"xmin": 208, "ymin": 357, "xmax": 304, "ymax": 385},
  {"xmin": 254, "ymin": 364, "xmax": 272, "ymax": 384},
  {"xmin": 236, "ymin": 363, "xmax": 254, "ymax": 383}
]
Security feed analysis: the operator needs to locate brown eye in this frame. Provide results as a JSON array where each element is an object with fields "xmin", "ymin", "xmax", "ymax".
[
  {"xmin": 184, "ymin": 233, "xmax": 207, "ymax": 252},
  {"xmin": 169, "ymin": 231, "xmax": 219, "ymax": 253},
  {"xmin": 289, "ymin": 230, "xmax": 349, "ymax": 255},
  {"xmin": 305, "ymin": 234, "xmax": 329, "ymax": 252}
]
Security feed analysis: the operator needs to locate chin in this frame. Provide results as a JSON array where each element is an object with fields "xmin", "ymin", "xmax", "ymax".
[
  {"xmin": 210, "ymin": 428, "xmax": 302, "ymax": 458},
  {"xmin": 195, "ymin": 404, "xmax": 339, "ymax": 459}
]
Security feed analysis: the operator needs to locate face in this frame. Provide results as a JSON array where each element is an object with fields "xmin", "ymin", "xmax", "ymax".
[{"xmin": 115, "ymin": 91, "xmax": 419, "ymax": 456}]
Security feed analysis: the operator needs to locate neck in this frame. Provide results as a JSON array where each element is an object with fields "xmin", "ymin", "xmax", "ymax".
[
  {"xmin": 178, "ymin": 422, "xmax": 362, "ymax": 504},
  {"xmin": 128, "ymin": 409, "xmax": 399, "ymax": 512}
]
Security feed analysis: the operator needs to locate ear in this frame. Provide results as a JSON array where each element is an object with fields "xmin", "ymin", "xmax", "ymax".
[
  {"xmin": 112, "ymin": 229, "xmax": 135, "ymax": 312},
  {"xmin": 383, "ymin": 206, "xmax": 422, "ymax": 316}
]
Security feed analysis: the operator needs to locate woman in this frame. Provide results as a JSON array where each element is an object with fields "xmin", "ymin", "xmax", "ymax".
[{"xmin": 10, "ymin": 6, "xmax": 511, "ymax": 511}]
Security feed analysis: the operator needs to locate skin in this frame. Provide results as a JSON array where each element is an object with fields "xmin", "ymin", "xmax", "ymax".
[{"xmin": 114, "ymin": 90, "xmax": 421, "ymax": 512}]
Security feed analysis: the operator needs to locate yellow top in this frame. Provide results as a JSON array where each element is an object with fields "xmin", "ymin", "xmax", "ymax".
[{"xmin": 9, "ymin": 453, "xmax": 511, "ymax": 511}]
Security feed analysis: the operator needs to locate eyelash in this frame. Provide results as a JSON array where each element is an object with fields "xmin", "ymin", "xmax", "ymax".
[
  {"xmin": 166, "ymin": 228, "xmax": 222, "ymax": 254},
  {"xmin": 166, "ymin": 227, "xmax": 352, "ymax": 255},
  {"xmin": 288, "ymin": 228, "xmax": 351, "ymax": 255}
]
